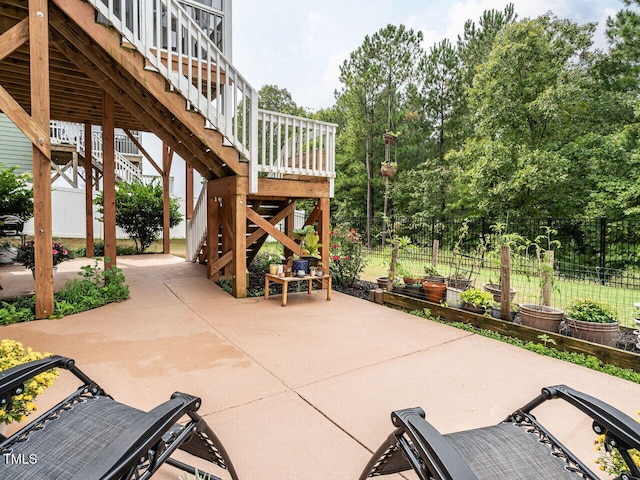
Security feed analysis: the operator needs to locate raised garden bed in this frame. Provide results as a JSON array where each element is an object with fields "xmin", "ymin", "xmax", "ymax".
[{"xmin": 383, "ymin": 290, "xmax": 640, "ymax": 374}]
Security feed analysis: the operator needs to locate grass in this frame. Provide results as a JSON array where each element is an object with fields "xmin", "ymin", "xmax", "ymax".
[
  {"xmin": 5, "ymin": 237, "xmax": 188, "ymax": 259},
  {"xmin": 360, "ymin": 249, "xmax": 640, "ymax": 327}
]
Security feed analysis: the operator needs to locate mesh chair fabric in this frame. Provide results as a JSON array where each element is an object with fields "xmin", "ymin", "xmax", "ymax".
[
  {"xmin": 445, "ymin": 423, "xmax": 580, "ymax": 480},
  {"xmin": 2, "ymin": 396, "xmax": 144, "ymax": 480}
]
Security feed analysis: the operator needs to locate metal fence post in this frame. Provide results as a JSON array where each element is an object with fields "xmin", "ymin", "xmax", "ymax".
[{"xmin": 600, "ymin": 216, "xmax": 607, "ymax": 274}]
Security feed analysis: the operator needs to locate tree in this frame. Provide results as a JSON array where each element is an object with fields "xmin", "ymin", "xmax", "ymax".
[
  {"xmin": 450, "ymin": 14, "xmax": 620, "ymax": 218},
  {"xmin": 336, "ymin": 24, "xmax": 423, "ymax": 242},
  {"xmin": 0, "ymin": 163, "xmax": 33, "ymax": 221},
  {"xmin": 258, "ymin": 84, "xmax": 307, "ymax": 116},
  {"xmin": 94, "ymin": 180, "xmax": 183, "ymax": 253}
]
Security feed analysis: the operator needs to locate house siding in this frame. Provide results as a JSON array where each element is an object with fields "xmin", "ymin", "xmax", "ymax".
[{"xmin": 0, "ymin": 114, "xmax": 32, "ymax": 174}]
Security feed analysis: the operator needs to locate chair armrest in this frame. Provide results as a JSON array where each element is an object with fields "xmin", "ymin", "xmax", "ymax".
[
  {"xmin": 0, "ymin": 356, "xmax": 73, "ymax": 410},
  {"xmin": 70, "ymin": 392, "xmax": 202, "ymax": 480},
  {"xmin": 545, "ymin": 385, "xmax": 640, "ymax": 451},
  {"xmin": 391, "ymin": 408, "xmax": 480, "ymax": 480}
]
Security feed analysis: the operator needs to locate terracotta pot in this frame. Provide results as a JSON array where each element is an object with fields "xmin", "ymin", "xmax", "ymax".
[
  {"xmin": 482, "ymin": 283, "xmax": 516, "ymax": 303},
  {"xmin": 377, "ymin": 277, "xmax": 391, "ymax": 290},
  {"xmin": 565, "ymin": 318, "xmax": 619, "ymax": 347},
  {"xmin": 519, "ymin": 304, "xmax": 564, "ymax": 333},
  {"xmin": 423, "ymin": 282, "xmax": 446, "ymax": 303}
]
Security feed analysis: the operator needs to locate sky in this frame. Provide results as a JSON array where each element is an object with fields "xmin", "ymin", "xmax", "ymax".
[{"xmin": 233, "ymin": 0, "xmax": 623, "ymax": 112}]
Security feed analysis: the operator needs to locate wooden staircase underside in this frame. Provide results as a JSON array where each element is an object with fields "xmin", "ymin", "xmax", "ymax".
[{"xmin": 0, "ymin": 0, "xmax": 244, "ymax": 182}]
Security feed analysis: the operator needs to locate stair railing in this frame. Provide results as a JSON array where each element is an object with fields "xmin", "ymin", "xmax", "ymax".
[
  {"xmin": 186, "ymin": 184, "xmax": 208, "ymax": 262},
  {"xmin": 256, "ymin": 110, "xmax": 338, "ymax": 196},
  {"xmin": 49, "ymin": 121, "xmax": 142, "ymax": 183},
  {"xmin": 88, "ymin": 0, "xmax": 259, "ymax": 190}
]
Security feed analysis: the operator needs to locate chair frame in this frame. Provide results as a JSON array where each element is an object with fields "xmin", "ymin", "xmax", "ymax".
[
  {"xmin": 0, "ymin": 355, "xmax": 239, "ymax": 480},
  {"xmin": 361, "ymin": 384, "xmax": 640, "ymax": 480}
]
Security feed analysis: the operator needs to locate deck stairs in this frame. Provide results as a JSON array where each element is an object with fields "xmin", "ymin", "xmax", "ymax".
[{"xmin": 49, "ymin": 121, "xmax": 142, "ymax": 186}]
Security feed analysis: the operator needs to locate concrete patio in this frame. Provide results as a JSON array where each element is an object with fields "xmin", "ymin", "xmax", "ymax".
[{"xmin": 1, "ymin": 254, "xmax": 639, "ymax": 479}]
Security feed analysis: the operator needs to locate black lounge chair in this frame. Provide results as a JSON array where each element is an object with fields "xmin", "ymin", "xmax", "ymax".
[
  {"xmin": 0, "ymin": 356, "xmax": 239, "ymax": 480},
  {"xmin": 360, "ymin": 384, "xmax": 640, "ymax": 480}
]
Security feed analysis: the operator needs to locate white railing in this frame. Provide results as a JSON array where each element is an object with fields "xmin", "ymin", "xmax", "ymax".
[
  {"xmin": 140, "ymin": 174, "xmax": 175, "ymax": 196},
  {"xmin": 50, "ymin": 121, "xmax": 142, "ymax": 183},
  {"xmin": 186, "ymin": 185, "xmax": 208, "ymax": 262},
  {"xmin": 256, "ymin": 110, "xmax": 337, "ymax": 196},
  {"xmin": 88, "ymin": 0, "xmax": 259, "ymax": 189},
  {"xmin": 83, "ymin": 0, "xmax": 337, "ymax": 195}
]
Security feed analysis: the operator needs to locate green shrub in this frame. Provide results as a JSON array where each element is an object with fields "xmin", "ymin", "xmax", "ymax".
[
  {"xmin": 0, "ymin": 163, "xmax": 33, "ymax": 220},
  {"xmin": 565, "ymin": 299, "xmax": 618, "ymax": 324},
  {"xmin": 94, "ymin": 179, "xmax": 183, "ymax": 253},
  {"xmin": 329, "ymin": 225, "xmax": 367, "ymax": 288},
  {"xmin": 0, "ymin": 260, "xmax": 129, "ymax": 323}
]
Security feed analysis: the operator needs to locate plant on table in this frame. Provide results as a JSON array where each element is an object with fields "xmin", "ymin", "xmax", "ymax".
[
  {"xmin": 292, "ymin": 225, "xmax": 323, "ymax": 259},
  {"xmin": 0, "ymin": 339, "xmax": 59, "ymax": 425},
  {"xmin": 329, "ymin": 225, "xmax": 366, "ymax": 288}
]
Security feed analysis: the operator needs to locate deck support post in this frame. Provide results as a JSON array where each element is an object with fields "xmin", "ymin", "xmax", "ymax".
[
  {"xmin": 102, "ymin": 92, "xmax": 116, "ymax": 269},
  {"xmin": 231, "ymin": 191, "xmax": 247, "ymax": 298},
  {"xmin": 319, "ymin": 197, "xmax": 330, "ymax": 275},
  {"xmin": 206, "ymin": 181, "xmax": 220, "ymax": 280},
  {"xmin": 162, "ymin": 143, "xmax": 173, "ymax": 253},
  {"xmin": 84, "ymin": 122, "xmax": 94, "ymax": 258},
  {"xmin": 29, "ymin": 0, "xmax": 54, "ymax": 318}
]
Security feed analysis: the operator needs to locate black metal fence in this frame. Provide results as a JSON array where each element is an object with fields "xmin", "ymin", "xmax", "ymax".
[{"xmin": 337, "ymin": 215, "xmax": 640, "ymax": 273}]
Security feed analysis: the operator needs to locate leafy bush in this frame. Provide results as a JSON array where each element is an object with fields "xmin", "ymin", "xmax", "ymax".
[
  {"xmin": 94, "ymin": 179, "xmax": 183, "ymax": 253},
  {"xmin": 72, "ymin": 241, "xmax": 139, "ymax": 258},
  {"xmin": 0, "ymin": 339, "xmax": 58, "ymax": 424},
  {"xmin": 329, "ymin": 225, "xmax": 367, "ymax": 288},
  {"xmin": 459, "ymin": 288, "xmax": 494, "ymax": 308},
  {"xmin": 15, "ymin": 240, "xmax": 73, "ymax": 270},
  {"xmin": 565, "ymin": 299, "xmax": 618, "ymax": 324},
  {"xmin": 0, "ymin": 163, "xmax": 33, "ymax": 220},
  {"xmin": 0, "ymin": 260, "xmax": 129, "ymax": 323}
]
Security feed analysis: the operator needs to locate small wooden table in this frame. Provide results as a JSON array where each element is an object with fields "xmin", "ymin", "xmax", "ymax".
[{"xmin": 264, "ymin": 273, "xmax": 332, "ymax": 306}]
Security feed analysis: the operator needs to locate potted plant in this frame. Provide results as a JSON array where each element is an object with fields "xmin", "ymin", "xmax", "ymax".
[
  {"xmin": 0, "ymin": 339, "xmax": 59, "ymax": 428},
  {"xmin": 459, "ymin": 288, "xmax": 494, "ymax": 315},
  {"xmin": 423, "ymin": 280, "xmax": 447, "ymax": 304},
  {"xmin": 316, "ymin": 262, "xmax": 325, "ymax": 276},
  {"xmin": 292, "ymin": 225, "xmax": 322, "ymax": 273},
  {"xmin": 380, "ymin": 162, "xmax": 398, "ymax": 177},
  {"xmin": 519, "ymin": 227, "xmax": 563, "ymax": 332},
  {"xmin": 482, "ymin": 282, "xmax": 516, "ymax": 303},
  {"xmin": 309, "ymin": 266, "xmax": 317, "ymax": 277},
  {"xmin": 564, "ymin": 299, "xmax": 620, "ymax": 347},
  {"xmin": 15, "ymin": 239, "xmax": 72, "ymax": 276},
  {"xmin": 424, "ymin": 265, "xmax": 444, "ymax": 283}
]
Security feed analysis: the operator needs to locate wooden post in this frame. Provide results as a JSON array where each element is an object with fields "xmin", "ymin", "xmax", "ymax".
[
  {"xmin": 284, "ymin": 201, "xmax": 296, "ymax": 259},
  {"xmin": 500, "ymin": 245, "xmax": 511, "ymax": 321},
  {"xmin": 232, "ymin": 192, "xmax": 247, "ymax": 298},
  {"xmin": 162, "ymin": 143, "xmax": 173, "ymax": 254},
  {"xmin": 102, "ymin": 92, "xmax": 116, "ymax": 269},
  {"xmin": 319, "ymin": 197, "xmax": 330, "ymax": 285},
  {"xmin": 206, "ymin": 181, "xmax": 220, "ymax": 279},
  {"xmin": 30, "ymin": 0, "xmax": 53, "ymax": 318},
  {"xmin": 542, "ymin": 250, "xmax": 554, "ymax": 306},
  {"xmin": 388, "ymin": 241, "xmax": 399, "ymax": 292},
  {"xmin": 186, "ymin": 163, "xmax": 194, "ymax": 220},
  {"xmin": 432, "ymin": 239, "xmax": 439, "ymax": 266},
  {"xmin": 84, "ymin": 122, "xmax": 94, "ymax": 258}
]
